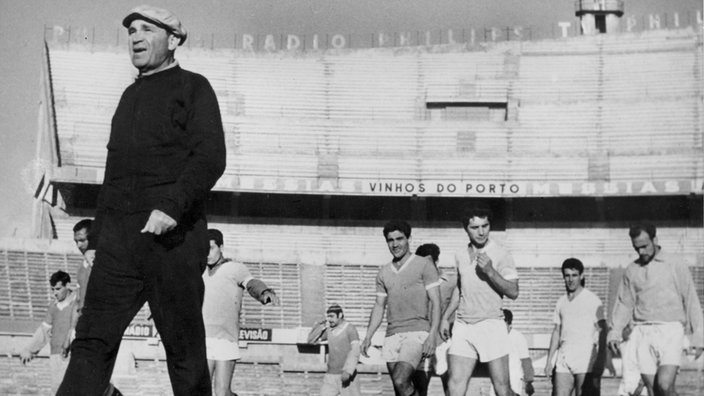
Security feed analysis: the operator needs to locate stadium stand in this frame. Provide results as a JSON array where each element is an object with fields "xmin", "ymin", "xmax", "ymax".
[{"xmin": 43, "ymin": 29, "xmax": 702, "ymax": 189}]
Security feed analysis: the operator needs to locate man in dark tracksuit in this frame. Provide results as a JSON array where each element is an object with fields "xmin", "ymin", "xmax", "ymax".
[{"xmin": 58, "ymin": 6, "xmax": 226, "ymax": 396}]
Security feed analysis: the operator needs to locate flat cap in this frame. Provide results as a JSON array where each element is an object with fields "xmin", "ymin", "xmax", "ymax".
[{"xmin": 122, "ymin": 5, "xmax": 187, "ymax": 45}]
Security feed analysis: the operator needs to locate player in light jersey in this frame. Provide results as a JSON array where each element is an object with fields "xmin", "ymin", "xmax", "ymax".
[
  {"xmin": 202, "ymin": 229, "xmax": 279, "ymax": 396},
  {"xmin": 441, "ymin": 207, "xmax": 519, "ymax": 396},
  {"xmin": 544, "ymin": 258, "xmax": 606, "ymax": 396},
  {"xmin": 608, "ymin": 223, "xmax": 703, "ymax": 396}
]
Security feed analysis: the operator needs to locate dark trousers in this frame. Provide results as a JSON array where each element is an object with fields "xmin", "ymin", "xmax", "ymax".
[{"xmin": 58, "ymin": 211, "xmax": 211, "ymax": 396}]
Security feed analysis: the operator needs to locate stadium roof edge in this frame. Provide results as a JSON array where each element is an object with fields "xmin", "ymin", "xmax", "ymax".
[{"xmin": 44, "ymin": 26, "xmax": 701, "ymax": 56}]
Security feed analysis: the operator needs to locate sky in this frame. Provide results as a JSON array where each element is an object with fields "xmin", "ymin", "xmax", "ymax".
[{"xmin": 0, "ymin": 0, "xmax": 701, "ymax": 238}]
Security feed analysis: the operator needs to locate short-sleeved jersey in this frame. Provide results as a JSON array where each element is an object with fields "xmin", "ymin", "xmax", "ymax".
[
  {"xmin": 455, "ymin": 240, "xmax": 518, "ymax": 324},
  {"xmin": 326, "ymin": 321, "xmax": 360, "ymax": 374},
  {"xmin": 202, "ymin": 259, "xmax": 254, "ymax": 342},
  {"xmin": 376, "ymin": 255, "xmax": 440, "ymax": 336},
  {"xmin": 553, "ymin": 288, "xmax": 604, "ymax": 347},
  {"xmin": 45, "ymin": 292, "xmax": 77, "ymax": 355},
  {"xmin": 507, "ymin": 329, "xmax": 530, "ymax": 394}
]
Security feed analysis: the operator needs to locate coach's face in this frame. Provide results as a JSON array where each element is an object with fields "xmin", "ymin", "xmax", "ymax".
[
  {"xmin": 127, "ymin": 19, "xmax": 179, "ymax": 74},
  {"xmin": 631, "ymin": 231, "xmax": 657, "ymax": 265},
  {"xmin": 465, "ymin": 216, "xmax": 490, "ymax": 248},
  {"xmin": 386, "ymin": 230, "xmax": 410, "ymax": 261}
]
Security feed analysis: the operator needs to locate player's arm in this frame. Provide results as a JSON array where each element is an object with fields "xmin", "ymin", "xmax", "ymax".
[
  {"xmin": 676, "ymin": 263, "xmax": 704, "ymax": 357},
  {"xmin": 544, "ymin": 323, "xmax": 560, "ymax": 377},
  {"xmin": 246, "ymin": 280, "xmax": 278, "ymax": 305},
  {"xmin": 595, "ymin": 303, "xmax": 610, "ymax": 365},
  {"xmin": 440, "ymin": 286, "xmax": 459, "ymax": 341},
  {"xmin": 345, "ymin": 340, "xmax": 361, "ymax": 370},
  {"xmin": 237, "ymin": 263, "xmax": 279, "ymax": 305},
  {"xmin": 608, "ymin": 273, "xmax": 635, "ymax": 355},
  {"xmin": 521, "ymin": 356, "xmax": 535, "ymax": 395},
  {"xmin": 342, "ymin": 339, "xmax": 361, "ymax": 385},
  {"xmin": 475, "ymin": 253, "xmax": 518, "ymax": 299},
  {"xmin": 420, "ymin": 259, "xmax": 442, "ymax": 355},
  {"xmin": 20, "ymin": 323, "xmax": 51, "ymax": 364},
  {"xmin": 489, "ymin": 275, "xmax": 518, "ymax": 300},
  {"xmin": 361, "ymin": 294, "xmax": 386, "ymax": 357},
  {"xmin": 342, "ymin": 328, "xmax": 361, "ymax": 384},
  {"xmin": 307, "ymin": 318, "xmax": 329, "ymax": 344},
  {"xmin": 423, "ymin": 285, "xmax": 442, "ymax": 356}
]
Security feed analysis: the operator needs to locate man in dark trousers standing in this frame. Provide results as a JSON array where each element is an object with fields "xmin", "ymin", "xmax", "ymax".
[{"xmin": 58, "ymin": 5, "xmax": 226, "ymax": 395}]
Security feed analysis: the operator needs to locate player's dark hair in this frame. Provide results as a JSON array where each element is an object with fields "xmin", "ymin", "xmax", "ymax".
[
  {"xmin": 72, "ymin": 219, "xmax": 92, "ymax": 234},
  {"xmin": 460, "ymin": 207, "xmax": 492, "ymax": 229},
  {"xmin": 50, "ymin": 270, "xmax": 71, "ymax": 286},
  {"xmin": 327, "ymin": 304, "xmax": 344, "ymax": 318},
  {"xmin": 629, "ymin": 223, "xmax": 656, "ymax": 240},
  {"xmin": 415, "ymin": 243, "xmax": 440, "ymax": 264},
  {"xmin": 208, "ymin": 229, "xmax": 224, "ymax": 247},
  {"xmin": 502, "ymin": 309, "xmax": 513, "ymax": 325},
  {"xmin": 561, "ymin": 257, "xmax": 584, "ymax": 274},
  {"xmin": 383, "ymin": 220, "xmax": 411, "ymax": 239}
]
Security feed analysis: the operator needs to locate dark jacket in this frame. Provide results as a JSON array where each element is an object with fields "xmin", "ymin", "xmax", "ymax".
[{"xmin": 89, "ymin": 65, "xmax": 226, "ymax": 248}]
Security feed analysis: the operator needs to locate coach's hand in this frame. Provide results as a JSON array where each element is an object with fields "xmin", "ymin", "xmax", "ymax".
[
  {"xmin": 141, "ymin": 210, "xmax": 177, "ymax": 235},
  {"xmin": 607, "ymin": 339, "xmax": 621, "ymax": 357},
  {"xmin": 690, "ymin": 346, "xmax": 704, "ymax": 360},
  {"xmin": 360, "ymin": 337, "xmax": 372, "ymax": 358}
]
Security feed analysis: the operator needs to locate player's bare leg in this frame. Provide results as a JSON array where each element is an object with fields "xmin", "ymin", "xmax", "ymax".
[{"xmin": 447, "ymin": 355, "xmax": 477, "ymax": 396}]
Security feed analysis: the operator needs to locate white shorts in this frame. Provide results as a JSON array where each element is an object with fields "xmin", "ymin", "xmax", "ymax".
[
  {"xmin": 206, "ymin": 337, "xmax": 241, "ymax": 361},
  {"xmin": 382, "ymin": 331, "xmax": 428, "ymax": 366},
  {"xmin": 554, "ymin": 343, "xmax": 597, "ymax": 374},
  {"xmin": 448, "ymin": 319, "xmax": 509, "ymax": 363},
  {"xmin": 631, "ymin": 322, "xmax": 684, "ymax": 375}
]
